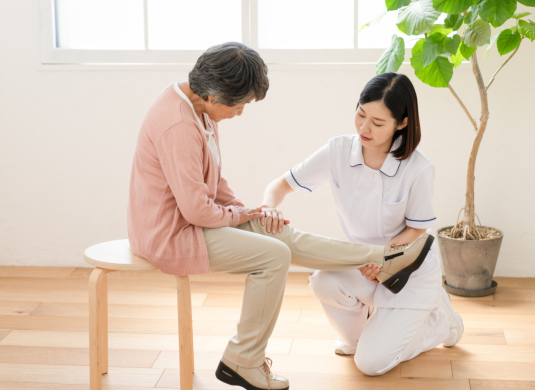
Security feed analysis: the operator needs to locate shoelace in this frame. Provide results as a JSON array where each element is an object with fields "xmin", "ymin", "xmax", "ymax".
[
  {"xmin": 389, "ymin": 242, "xmax": 409, "ymax": 252},
  {"xmin": 262, "ymin": 357, "xmax": 273, "ymax": 390}
]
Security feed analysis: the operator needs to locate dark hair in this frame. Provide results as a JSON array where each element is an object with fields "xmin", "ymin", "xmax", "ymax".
[
  {"xmin": 189, "ymin": 42, "xmax": 269, "ymax": 107},
  {"xmin": 358, "ymin": 72, "xmax": 421, "ymax": 160}
]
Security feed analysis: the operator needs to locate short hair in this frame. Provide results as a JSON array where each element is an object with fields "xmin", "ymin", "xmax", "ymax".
[
  {"xmin": 189, "ymin": 42, "xmax": 269, "ymax": 107},
  {"xmin": 358, "ymin": 72, "xmax": 421, "ymax": 161}
]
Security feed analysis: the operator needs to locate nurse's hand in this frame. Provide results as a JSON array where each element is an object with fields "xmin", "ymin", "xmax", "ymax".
[
  {"xmin": 360, "ymin": 264, "xmax": 380, "ymax": 284},
  {"xmin": 238, "ymin": 206, "xmax": 265, "ymax": 225},
  {"xmin": 260, "ymin": 207, "xmax": 290, "ymax": 234}
]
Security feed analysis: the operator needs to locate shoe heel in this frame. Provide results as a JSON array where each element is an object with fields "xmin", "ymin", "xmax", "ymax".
[
  {"xmin": 215, "ymin": 361, "xmax": 239, "ymax": 386},
  {"xmin": 382, "ymin": 235, "xmax": 435, "ymax": 294}
]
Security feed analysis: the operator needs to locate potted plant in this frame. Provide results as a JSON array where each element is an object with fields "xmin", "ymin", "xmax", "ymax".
[{"xmin": 373, "ymin": 0, "xmax": 535, "ymax": 296}]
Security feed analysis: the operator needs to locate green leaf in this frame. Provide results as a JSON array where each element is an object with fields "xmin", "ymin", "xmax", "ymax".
[
  {"xmin": 433, "ymin": 0, "xmax": 479, "ymax": 14},
  {"xmin": 397, "ymin": 0, "xmax": 441, "ymax": 36},
  {"xmin": 386, "ymin": 0, "xmax": 411, "ymax": 11},
  {"xmin": 463, "ymin": 19, "xmax": 491, "ymax": 47},
  {"xmin": 422, "ymin": 33, "xmax": 448, "ymax": 66},
  {"xmin": 460, "ymin": 42, "xmax": 477, "ymax": 59},
  {"xmin": 445, "ymin": 14, "xmax": 464, "ymax": 30},
  {"xmin": 518, "ymin": 0, "xmax": 535, "ymax": 6},
  {"xmin": 497, "ymin": 29, "xmax": 522, "ymax": 55},
  {"xmin": 513, "ymin": 12, "xmax": 532, "ymax": 19},
  {"xmin": 518, "ymin": 19, "xmax": 535, "ymax": 41},
  {"xmin": 450, "ymin": 46, "xmax": 465, "ymax": 67},
  {"xmin": 478, "ymin": 0, "xmax": 517, "ymax": 28},
  {"xmin": 444, "ymin": 34, "xmax": 462, "ymax": 54},
  {"xmin": 377, "ymin": 35, "xmax": 406, "ymax": 74},
  {"xmin": 485, "ymin": 30, "xmax": 501, "ymax": 57},
  {"xmin": 464, "ymin": 11, "xmax": 476, "ymax": 25},
  {"xmin": 431, "ymin": 24, "xmax": 454, "ymax": 35},
  {"xmin": 411, "ymin": 39, "xmax": 454, "ymax": 88}
]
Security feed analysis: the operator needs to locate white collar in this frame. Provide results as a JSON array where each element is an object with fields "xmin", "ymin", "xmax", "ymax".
[
  {"xmin": 349, "ymin": 136, "xmax": 402, "ymax": 177},
  {"xmin": 173, "ymin": 82, "xmax": 213, "ymax": 136}
]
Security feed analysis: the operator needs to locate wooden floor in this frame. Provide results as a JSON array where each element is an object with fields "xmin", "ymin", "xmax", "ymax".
[{"xmin": 1, "ymin": 268, "xmax": 535, "ymax": 390}]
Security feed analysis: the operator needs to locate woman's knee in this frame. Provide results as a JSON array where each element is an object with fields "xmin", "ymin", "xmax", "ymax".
[
  {"xmin": 354, "ymin": 348, "xmax": 398, "ymax": 377},
  {"xmin": 267, "ymin": 240, "xmax": 291, "ymax": 271}
]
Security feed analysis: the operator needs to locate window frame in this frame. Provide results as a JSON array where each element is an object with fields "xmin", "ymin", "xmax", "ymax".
[{"xmin": 37, "ymin": 0, "xmax": 392, "ymax": 68}]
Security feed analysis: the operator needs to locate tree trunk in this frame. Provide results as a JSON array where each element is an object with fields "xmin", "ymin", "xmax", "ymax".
[{"xmin": 455, "ymin": 51, "xmax": 489, "ymax": 240}]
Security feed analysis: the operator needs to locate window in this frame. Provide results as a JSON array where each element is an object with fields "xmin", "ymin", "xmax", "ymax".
[{"xmin": 38, "ymin": 0, "xmax": 407, "ymax": 67}]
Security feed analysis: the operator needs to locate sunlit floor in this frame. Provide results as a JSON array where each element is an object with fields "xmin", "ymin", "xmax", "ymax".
[{"xmin": 0, "ymin": 266, "xmax": 534, "ymax": 390}]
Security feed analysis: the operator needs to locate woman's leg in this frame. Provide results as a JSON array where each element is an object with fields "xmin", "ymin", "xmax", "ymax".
[
  {"xmin": 202, "ymin": 226, "xmax": 291, "ymax": 369},
  {"xmin": 354, "ymin": 303, "xmax": 450, "ymax": 376},
  {"xmin": 309, "ymin": 270, "xmax": 376, "ymax": 350},
  {"xmin": 239, "ymin": 219, "xmax": 385, "ymax": 270}
]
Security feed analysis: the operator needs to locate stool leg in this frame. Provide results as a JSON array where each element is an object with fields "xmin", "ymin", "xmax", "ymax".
[
  {"xmin": 89, "ymin": 268, "xmax": 114, "ymax": 390},
  {"xmin": 176, "ymin": 275, "xmax": 194, "ymax": 390}
]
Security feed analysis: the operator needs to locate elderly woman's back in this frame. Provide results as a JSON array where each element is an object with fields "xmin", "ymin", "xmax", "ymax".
[{"xmin": 127, "ymin": 82, "xmax": 243, "ymax": 275}]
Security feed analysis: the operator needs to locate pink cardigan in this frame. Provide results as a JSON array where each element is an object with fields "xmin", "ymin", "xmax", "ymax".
[{"xmin": 127, "ymin": 83, "xmax": 244, "ymax": 275}]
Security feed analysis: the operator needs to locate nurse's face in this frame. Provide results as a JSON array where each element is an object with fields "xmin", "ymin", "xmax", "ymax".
[{"xmin": 355, "ymin": 100, "xmax": 407, "ymax": 153}]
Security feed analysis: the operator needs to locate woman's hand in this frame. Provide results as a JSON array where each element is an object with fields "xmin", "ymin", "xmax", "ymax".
[
  {"xmin": 359, "ymin": 264, "xmax": 380, "ymax": 284},
  {"xmin": 260, "ymin": 207, "xmax": 290, "ymax": 235},
  {"xmin": 238, "ymin": 206, "xmax": 265, "ymax": 225}
]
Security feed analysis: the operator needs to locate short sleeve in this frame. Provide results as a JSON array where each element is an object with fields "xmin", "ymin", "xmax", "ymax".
[
  {"xmin": 284, "ymin": 143, "xmax": 330, "ymax": 195},
  {"xmin": 405, "ymin": 164, "xmax": 437, "ymax": 229}
]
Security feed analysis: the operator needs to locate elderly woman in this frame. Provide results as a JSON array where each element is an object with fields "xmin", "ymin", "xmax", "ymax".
[{"xmin": 127, "ymin": 42, "xmax": 433, "ymax": 390}]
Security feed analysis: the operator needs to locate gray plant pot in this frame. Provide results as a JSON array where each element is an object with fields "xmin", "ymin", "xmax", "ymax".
[{"xmin": 437, "ymin": 226, "xmax": 503, "ymax": 297}]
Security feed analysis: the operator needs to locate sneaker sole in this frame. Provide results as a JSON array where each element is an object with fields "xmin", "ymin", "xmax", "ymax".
[
  {"xmin": 334, "ymin": 348, "xmax": 355, "ymax": 356},
  {"xmin": 215, "ymin": 361, "xmax": 290, "ymax": 390},
  {"xmin": 382, "ymin": 235, "xmax": 435, "ymax": 294}
]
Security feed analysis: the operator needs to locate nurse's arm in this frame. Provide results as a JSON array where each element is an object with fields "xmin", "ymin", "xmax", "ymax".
[{"xmin": 260, "ymin": 175, "xmax": 294, "ymax": 234}]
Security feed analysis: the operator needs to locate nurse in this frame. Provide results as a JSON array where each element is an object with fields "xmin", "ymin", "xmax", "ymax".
[{"xmin": 261, "ymin": 72, "xmax": 464, "ymax": 376}]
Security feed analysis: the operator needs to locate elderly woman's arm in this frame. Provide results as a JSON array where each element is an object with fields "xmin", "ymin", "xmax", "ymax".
[
  {"xmin": 158, "ymin": 123, "xmax": 261, "ymax": 228},
  {"xmin": 260, "ymin": 175, "xmax": 293, "ymax": 234}
]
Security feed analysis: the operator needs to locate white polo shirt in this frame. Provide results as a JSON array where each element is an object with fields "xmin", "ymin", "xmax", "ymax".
[{"xmin": 285, "ymin": 135, "xmax": 442, "ymax": 309}]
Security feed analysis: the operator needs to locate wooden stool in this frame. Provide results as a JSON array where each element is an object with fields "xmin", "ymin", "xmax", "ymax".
[{"xmin": 84, "ymin": 239, "xmax": 194, "ymax": 390}]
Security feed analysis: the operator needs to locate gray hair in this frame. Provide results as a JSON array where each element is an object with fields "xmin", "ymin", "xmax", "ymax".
[{"xmin": 189, "ymin": 42, "xmax": 269, "ymax": 107}]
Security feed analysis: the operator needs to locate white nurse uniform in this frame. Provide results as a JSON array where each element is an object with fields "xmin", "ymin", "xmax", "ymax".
[{"xmin": 285, "ymin": 134, "xmax": 451, "ymax": 375}]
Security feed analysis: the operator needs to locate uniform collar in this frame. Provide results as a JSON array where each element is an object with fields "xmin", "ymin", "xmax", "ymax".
[{"xmin": 349, "ymin": 136, "xmax": 402, "ymax": 177}]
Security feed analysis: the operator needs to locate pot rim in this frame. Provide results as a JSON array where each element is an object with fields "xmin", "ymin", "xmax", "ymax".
[{"xmin": 437, "ymin": 225, "xmax": 504, "ymax": 241}]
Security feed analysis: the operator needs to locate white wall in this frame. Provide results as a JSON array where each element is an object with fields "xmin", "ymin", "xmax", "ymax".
[{"xmin": 1, "ymin": 1, "xmax": 534, "ymax": 277}]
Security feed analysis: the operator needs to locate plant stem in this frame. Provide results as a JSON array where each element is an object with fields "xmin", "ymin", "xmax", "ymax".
[
  {"xmin": 448, "ymin": 84, "xmax": 478, "ymax": 132},
  {"xmin": 486, "ymin": 42, "xmax": 521, "ymax": 92},
  {"xmin": 462, "ymin": 51, "xmax": 489, "ymax": 239}
]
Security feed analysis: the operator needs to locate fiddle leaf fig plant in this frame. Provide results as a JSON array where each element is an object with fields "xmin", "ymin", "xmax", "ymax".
[{"xmin": 375, "ymin": 0, "xmax": 535, "ymax": 240}]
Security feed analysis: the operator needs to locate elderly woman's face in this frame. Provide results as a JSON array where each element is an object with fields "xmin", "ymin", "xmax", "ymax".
[{"xmin": 208, "ymin": 98, "xmax": 253, "ymax": 122}]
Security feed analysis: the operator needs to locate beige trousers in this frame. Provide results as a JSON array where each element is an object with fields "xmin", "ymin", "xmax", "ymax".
[{"xmin": 202, "ymin": 219, "xmax": 384, "ymax": 368}]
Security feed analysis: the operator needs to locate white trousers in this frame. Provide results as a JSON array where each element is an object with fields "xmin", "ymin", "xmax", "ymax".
[{"xmin": 309, "ymin": 270, "xmax": 450, "ymax": 376}]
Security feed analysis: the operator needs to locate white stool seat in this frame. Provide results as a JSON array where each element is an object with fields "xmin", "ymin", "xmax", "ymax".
[{"xmin": 84, "ymin": 239, "xmax": 156, "ymax": 271}]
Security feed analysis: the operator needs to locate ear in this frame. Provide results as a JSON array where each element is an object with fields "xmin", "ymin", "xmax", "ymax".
[
  {"xmin": 207, "ymin": 95, "xmax": 217, "ymax": 105},
  {"xmin": 396, "ymin": 117, "xmax": 408, "ymax": 130}
]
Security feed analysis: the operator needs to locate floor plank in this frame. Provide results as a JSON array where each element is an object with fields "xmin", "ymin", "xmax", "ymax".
[
  {"xmin": 0, "ymin": 345, "xmax": 160, "ymax": 367},
  {"xmin": 0, "ymin": 302, "xmax": 40, "ymax": 316},
  {"xmin": 0, "ymin": 363, "xmax": 164, "ymax": 387},
  {"xmin": 453, "ymin": 361, "xmax": 535, "ymax": 381},
  {"xmin": 469, "ymin": 379, "xmax": 535, "ymax": 389}
]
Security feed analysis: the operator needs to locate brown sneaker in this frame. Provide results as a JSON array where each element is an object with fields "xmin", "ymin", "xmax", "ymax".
[
  {"xmin": 376, "ymin": 233, "xmax": 434, "ymax": 294},
  {"xmin": 216, "ymin": 356, "xmax": 289, "ymax": 390}
]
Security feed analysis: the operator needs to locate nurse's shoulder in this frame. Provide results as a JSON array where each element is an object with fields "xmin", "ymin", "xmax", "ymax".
[
  {"xmin": 403, "ymin": 147, "xmax": 435, "ymax": 181},
  {"xmin": 324, "ymin": 134, "xmax": 359, "ymax": 159}
]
